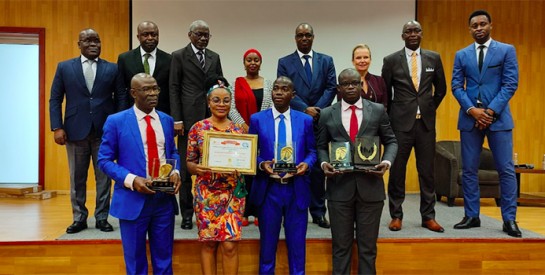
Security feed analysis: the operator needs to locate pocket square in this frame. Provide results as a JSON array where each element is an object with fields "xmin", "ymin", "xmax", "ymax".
[{"xmin": 425, "ymin": 67, "xmax": 435, "ymax": 72}]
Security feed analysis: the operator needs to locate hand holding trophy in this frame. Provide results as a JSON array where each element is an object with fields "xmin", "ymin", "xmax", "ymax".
[{"xmin": 148, "ymin": 158, "xmax": 177, "ymax": 192}]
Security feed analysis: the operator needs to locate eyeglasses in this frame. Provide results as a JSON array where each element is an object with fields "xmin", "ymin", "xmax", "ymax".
[
  {"xmin": 192, "ymin": 31, "xmax": 211, "ymax": 39},
  {"xmin": 295, "ymin": 33, "xmax": 314, "ymax": 39},
  {"xmin": 209, "ymin": 97, "xmax": 231, "ymax": 105},
  {"xmin": 133, "ymin": 86, "xmax": 160, "ymax": 94},
  {"xmin": 339, "ymin": 81, "xmax": 361, "ymax": 88}
]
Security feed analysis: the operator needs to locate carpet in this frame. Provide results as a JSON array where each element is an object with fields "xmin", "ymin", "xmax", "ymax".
[{"xmin": 57, "ymin": 194, "xmax": 544, "ymax": 240}]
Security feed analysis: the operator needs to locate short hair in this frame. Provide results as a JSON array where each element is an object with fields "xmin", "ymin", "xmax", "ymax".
[
  {"xmin": 468, "ymin": 10, "xmax": 491, "ymax": 25},
  {"xmin": 189, "ymin": 20, "xmax": 209, "ymax": 32},
  {"xmin": 295, "ymin": 23, "xmax": 313, "ymax": 34},
  {"xmin": 274, "ymin": 76, "xmax": 294, "ymax": 90},
  {"xmin": 352, "ymin": 44, "xmax": 372, "ymax": 60}
]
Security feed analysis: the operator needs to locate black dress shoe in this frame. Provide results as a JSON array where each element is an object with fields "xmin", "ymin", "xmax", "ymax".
[
  {"xmin": 66, "ymin": 221, "xmax": 88, "ymax": 234},
  {"xmin": 96, "ymin": 220, "xmax": 114, "ymax": 232},
  {"xmin": 503, "ymin": 220, "xmax": 522, "ymax": 237},
  {"xmin": 181, "ymin": 218, "xmax": 193, "ymax": 230},
  {"xmin": 312, "ymin": 216, "xmax": 330, "ymax": 229},
  {"xmin": 453, "ymin": 216, "xmax": 481, "ymax": 229}
]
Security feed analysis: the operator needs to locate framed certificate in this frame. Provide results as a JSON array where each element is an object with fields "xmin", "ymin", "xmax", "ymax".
[{"xmin": 202, "ymin": 131, "xmax": 258, "ymax": 175}]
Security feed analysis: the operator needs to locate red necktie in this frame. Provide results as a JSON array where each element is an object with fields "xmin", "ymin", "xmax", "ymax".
[
  {"xmin": 144, "ymin": 115, "xmax": 159, "ymax": 178},
  {"xmin": 349, "ymin": 105, "xmax": 358, "ymax": 142}
]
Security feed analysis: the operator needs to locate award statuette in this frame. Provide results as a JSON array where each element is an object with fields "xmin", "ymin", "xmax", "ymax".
[
  {"xmin": 353, "ymin": 136, "xmax": 381, "ymax": 171},
  {"xmin": 329, "ymin": 141, "xmax": 353, "ymax": 171},
  {"xmin": 149, "ymin": 158, "xmax": 177, "ymax": 192},
  {"xmin": 273, "ymin": 142, "xmax": 297, "ymax": 173}
]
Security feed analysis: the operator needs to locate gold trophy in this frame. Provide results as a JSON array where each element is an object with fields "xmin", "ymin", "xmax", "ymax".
[
  {"xmin": 329, "ymin": 141, "xmax": 353, "ymax": 171},
  {"xmin": 353, "ymin": 136, "xmax": 381, "ymax": 171},
  {"xmin": 149, "ymin": 158, "xmax": 177, "ymax": 192},
  {"xmin": 273, "ymin": 142, "xmax": 297, "ymax": 173}
]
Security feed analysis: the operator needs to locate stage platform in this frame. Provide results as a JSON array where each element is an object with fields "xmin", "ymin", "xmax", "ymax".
[{"xmin": 2, "ymin": 193, "xmax": 545, "ymax": 274}]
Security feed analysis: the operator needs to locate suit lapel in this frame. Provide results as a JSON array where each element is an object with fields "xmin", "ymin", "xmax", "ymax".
[
  {"xmin": 71, "ymin": 58, "xmax": 89, "ymax": 94},
  {"xmin": 291, "ymin": 52, "xmax": 310, "ymax": 88},
  {"xmin": 480, "ymin": 41, "xmax": 497, "ymax": 81},
  {"xmin": 158, "ymin": 112, "xmax": 171, "ymax": 158},
  {"xmin": 93, "ymin": 59, "xmax": 106, "ymax": 94},
  {"xmin": 132, "ymin": 48, "xmax": 146, "ymax": 73},
  {"xmin": 398, "ymin": 49, "xmax": 415, "ymax": 92},
  {"xmin": 311, "ymin": 53, "xmax": 320, "ymax": 86},
  {"xmin": 357, "ymin": 100, "xmax": 372, "ymax": 136},
  {"xmin": 264, "ymin": 110, "xmax": 276, "ymax": 159},
  {"xmin": 154, "ymin": 50, "xmax": 166, "ymax": 78},
  {"xmin": 332, "ymin": 103, "xmax": 351, "ymax": 142},
  {"xmin": 127, "ymin": 109, "xmax": 146, "ymax": 160},
  {"xmin": 185, "ymin": 44, "xmax": 203, "ymax": 71}
]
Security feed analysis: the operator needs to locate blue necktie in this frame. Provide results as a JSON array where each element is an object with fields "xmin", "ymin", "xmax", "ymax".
[
  {"xmin": 278, "ymin": 114, "xmax": 286, "ymax": 154},
  {"xmin": 303, "ymin": 55, "xmax": 312, "ymax": 83}
]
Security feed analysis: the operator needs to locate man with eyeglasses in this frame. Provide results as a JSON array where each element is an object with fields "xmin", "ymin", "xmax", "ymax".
[
  {"xmin": 117, "ymin": 21, "xmax": 172, "ymax": 114},
  {"xmin": 98, "ymin": 73, "xmax": 181, "ymax": 274},
  {"xmin": 50, "ymin": 28, "xmax": 127, "ymax": 235},
  {"xmin": 318, "ymin": 68, "xmax": 397, "ymax": 274},
  {"xmin": 169, "ymin": 19, "xmax": 224, "ymax": 230},
  {"xmin": 381, "ymin": 20, "xmax": 447, "ymax": 233},
  {"xmin": 277, "ymin": 22, "xmax": 336, "ymax": 229}
]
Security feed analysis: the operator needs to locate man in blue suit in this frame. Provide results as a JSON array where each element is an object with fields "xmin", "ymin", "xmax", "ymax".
[
  {"xmin": 249, "ymin": 76, "xmax": 317, "ymax": 275},
  {"xmin": 49, "ymin": 28, "xmax": 127, "ymax": 234},
  {"xmin": 452, "ymin": 10, "xmax": 521, "ymax": 237},
  {"xmin": 98, "ymin": 73, "xmax": 181, "ymax": 274},
  {"xmin": 277, "ymin": 23, "xmax": 336, "ymax": 228}
]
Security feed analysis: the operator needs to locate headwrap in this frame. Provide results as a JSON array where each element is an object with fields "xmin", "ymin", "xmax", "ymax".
[
  {"xmin": 243, "ymin": 48, "xmax": 262, "ymax": 60},
  {"xmin": 207, "ymin": 81, "xmax": 232, "ymax": 95}
]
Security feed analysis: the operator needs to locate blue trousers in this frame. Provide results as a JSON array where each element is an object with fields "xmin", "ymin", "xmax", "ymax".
[
  {"xmin": 119, "ymin": 193, "xmax": 175, "ymax": 275},
  {"xmin": 258, "ymin": 180, "xmax": 308, "ymax": 275},
  {"xmin": 460, "ymin": 128, "xmax": 517, "ymax": 221}
]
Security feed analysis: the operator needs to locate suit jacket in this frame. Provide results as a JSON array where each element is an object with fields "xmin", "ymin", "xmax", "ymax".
[
  {"xmin": 317, "ymin": 100, "xmax": 398, "ymax": 202},
  {"xmin": 248, "ymin": 109, "xmax": 317, "ymax": 210},
  {"xmin": 97, "ymin": 107, "xmax": 180, "ymax": 220},
  {"xmin": 49, "ymin": 57, "xmax": 127, "ymax": 141},
  {"xmin": 277, "ymin": 51, "xmax": 336, "ymax": 112},
  {"xmin": 452, "ymin": 40, "xmax": 518, "ymax": 131},
  {"xmin": 117, "ymin": 47, "xmax": 172, "ymax": 114},
  {"xmin": 169, "ymin": 43, "xmax": 223, "ymax": 129},
  {"xmin": 381, "ymin": 48, "xmax": 446, "ymax": 132}
]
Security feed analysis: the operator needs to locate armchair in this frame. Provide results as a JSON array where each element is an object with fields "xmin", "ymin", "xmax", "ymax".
[{"xmin": 434, "ymin": 141, "xmax": 500, "ymax": 207}]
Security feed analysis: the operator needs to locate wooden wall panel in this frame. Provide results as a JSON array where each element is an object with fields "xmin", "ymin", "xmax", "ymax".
[
  {"xmin": 1, "ymin": 0, "xmax": 543, "ymax": 193},
  {"xmin": 0, "ymin": 0, "xmax": 129, "ymax": 191},
  {"xmin": 414, "ymin": 0, "xmax": 545, "ymax": 193}
]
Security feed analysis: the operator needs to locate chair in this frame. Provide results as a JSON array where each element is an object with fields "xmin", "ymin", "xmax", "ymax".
[{"xmin": 434, "ymin": 140, "xmax": 501, "ymax": 207}]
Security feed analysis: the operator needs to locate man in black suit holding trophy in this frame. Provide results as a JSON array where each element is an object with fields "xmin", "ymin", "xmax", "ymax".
[{"xmin": 317, "ymin": 68, "xmax": 397, "ymax": 274}]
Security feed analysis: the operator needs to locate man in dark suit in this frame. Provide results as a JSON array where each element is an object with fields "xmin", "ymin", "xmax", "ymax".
[
  {"xmin": 382, "ymin": 20, "xmax": 447, "ymax": 233},
  {"xmin": 249, "ymin": 76, "xmax": 317, "ymax": 274},
  {"xmin": 117, "ymin": 21, "xmax": 172, "ymax": 114},
  {"xmin": 318, "ymin": 68, "xmax": 397, "ymax": 274},
  {"xmin": 169, "ymin": 19, "xmax": 223, "ymax": 230},
  {"xmin": 49, "ymin": 28, "xmax": 127, "ymax": 234},
  {"xmin": 277, "ymin": 23, "xmax": 336, "ymax": 228},
  {"xmin": 98, "ymin": 73, "xmax": 181, "ymax": 274},
  {"xmin": 452, "ymin": 10, "xmax": 521, "ymax": 237}
]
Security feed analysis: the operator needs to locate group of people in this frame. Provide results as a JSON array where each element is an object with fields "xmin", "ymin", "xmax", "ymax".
[{"xmin": 49, "ymin": 9, "xmax": 520, "ymax": 274}]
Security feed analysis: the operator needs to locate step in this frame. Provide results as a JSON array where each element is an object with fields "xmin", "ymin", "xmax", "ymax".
[{"xmin": 0, "ymin": 184, "xmax": 41, "ymax": 195}]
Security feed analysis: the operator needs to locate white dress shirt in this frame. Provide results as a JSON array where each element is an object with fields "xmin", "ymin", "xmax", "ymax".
[{"xmin": 140, "ymin": 47, "xmax": 157, "ymax": 76}]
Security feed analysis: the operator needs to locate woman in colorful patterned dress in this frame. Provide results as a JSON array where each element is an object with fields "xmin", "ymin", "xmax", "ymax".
[{"xmin": 186, "ymin": 78, "xmax": 245, "ymax": 275}]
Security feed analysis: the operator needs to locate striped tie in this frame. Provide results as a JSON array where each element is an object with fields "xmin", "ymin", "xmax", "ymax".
[
  {"xmin": 410, "ymin": 52, "xmax": 419, "ymax": 91},
  {"xmin": 197, "ymin": 50, "xmax": 205, "ymax": 69}
]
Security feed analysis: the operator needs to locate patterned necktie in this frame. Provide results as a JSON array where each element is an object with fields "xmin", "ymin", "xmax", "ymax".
[
  {"xmin": 143, "ymin": 53, "xmax": 151, "ymax": 74},
  {"xmin": 303, "ymin": 55, "xmax": 312, "ymax": 83},
  {"xmin": 478, "ymin": 45, "xmax": 485, "ymax": 72},
  {"xmin": 349, "ymin": 105, "xmax": 358, "ymax": 142},
  {"xmin": 197, "ymin": 50, "xmax": 205, "ymax": 69},
  {"xmin": 144, "ymin": 115, "xmax": 160, "ymax": 178},
  {"xmin": 84, "ymin": 59, "xmax": 95, "ymax": 92},
  {"xmin": 410, "ymin": 51, "xmax": 419, "ymax": 91}
]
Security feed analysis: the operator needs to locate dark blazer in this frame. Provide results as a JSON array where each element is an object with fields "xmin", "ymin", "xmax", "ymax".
[
  {"xmin": 452, "ymin": 40, "xmax": 518, "ymax": 131},
  {"xmin": 117, "ymin": 47, "xmax": 172, "ymax": 114},
  {"xmin": 169, "ymin": 43, "xmax": 223, "ymax": 129},
  {"xmin": 277, "ymin": 51, "xmax": 336, "ymax": 112},
  {"xmin": 49, "ymin": 57, "xmax": 127, "ymax": 141},
  {"xmin": 317, "ymin": 100, "xmax": 398, "ymax": 202},
  {"xmin": 381, "ymin": 48, "xmax": 446, "ymax": 132},
  {"xmin": 249, "ymin": 108, "xmax": 317, "ymax": 210},
  {"xmin": 97, "ymin": 108, "xmax": 180, "ymax": 220}
]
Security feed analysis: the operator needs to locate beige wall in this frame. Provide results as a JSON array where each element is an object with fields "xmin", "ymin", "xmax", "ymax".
[{"xmin": 1, "ymin": 0, "xmax": 543, "ymax": 193}]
